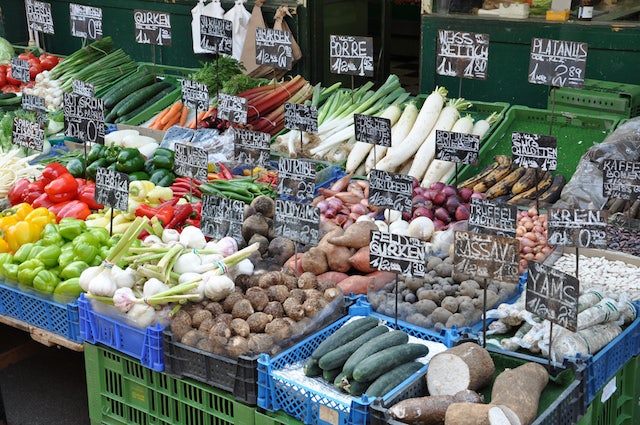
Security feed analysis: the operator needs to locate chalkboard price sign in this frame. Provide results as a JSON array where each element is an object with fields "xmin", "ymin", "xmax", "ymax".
[
  {"xmin": 95, "ymin": 167, "xmax": 129, "ymax": 212},
  {"xmin": 22, "ymin": 94, "xmax": 46, "ymax": 126},
  {"xmin": 512, "ymin": 132, "xmax": 557, "ymax": 170},
  {"xmin": 173, "ymin": 143, "xmax": 208, "ymax": 182},
  {"xmin": 181, "ymin": 79, "xmax": 209, "ymax": 111},
  {"xmin": 26, "ymin": 0, "xmax": 55, "ymax": 35},
  {"xmin": 234, "ymin": 128, "xmax": 270, "ymax": 168},
  {"xmin": 200, "ymin": 16, "xmax": 232, "ymax": 55},
  {"xmin": 63, "ymin": 92, "xmax": 105, "ymax": 144},
  {"xmin": 368, "ymin": 169, "xmax": 414, "ymax": 214},
  {"xmin": 369, "ymin": 230, "xmax": 426, "ymax": 278},
  {"xmin": 436, "ymin": 30, "xmax": 489, "ymax": 80},
  {"xmin": 602, "ymin": 159, "xmax": 640, "ymax": 201},
  {"xmin": 453, "ymin": 230, "xmax": 520, "ymax": 283},
  {"xmin": 526, "ymin": 261, "xmax": 579, "ymax": 332},
  {"xmin": 278, "ymin": 157, "xmax": 316, "ymax": 202},
  {"xmin": 70, "ymin": 3, "xmax": 102, "ymax": 40},
  {"xmin": 284, "ymin": 103, "xmax": 318, "ymax": 134},
  {"xmin": 329, "ymin": 35, "xmax": 374, "ymax": 77},
  {"xmin": 12, "ymin": 117, "xmax": 44, "ymax": 152},
  {"xmin": 274, "ymin": 199, "xmax": 320, "ymax": 246},
  {"xmin": 435, "ymin": 129, "xmax": 480, "ymax": 165},
  {"xmin": 468, "ymin": 198, "xmax": 517, "ymax": 238},
  {"xmin": 134, "ymin": 9, "xmax": 171, "ymax": 46},
  {"xmin": 528, "ymin": 38, "xmax": 588, "ymax": 89},
  {"xmin": 200, "ymin": 194, "xmax": 245, "ymax": 243},
  {"xmin": 548, "ymin": 208, "xmax": 607, "ymax": 248},
  {"xmin": 11, "ymin": 58, "xmax": 30, "ymax": 84},
  {"xmin": 255, "ymin": 27, "xmax": 293, "ymax": 70},
  {"xmin": 218, "ymin": 93, "xmax": 248, "ymax": 125},
  {"xmin": 72, "ymin": 79, "xmax": 95, "ymax": 98},
  {"xmin": 354, "ymin": 114, "xmax": 392, "ymax": 148}
]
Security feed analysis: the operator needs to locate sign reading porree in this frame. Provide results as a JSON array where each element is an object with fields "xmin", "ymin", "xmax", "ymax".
[{"xmin": 329, "ymin": 35, "xmax": 374, "ymax": 77}]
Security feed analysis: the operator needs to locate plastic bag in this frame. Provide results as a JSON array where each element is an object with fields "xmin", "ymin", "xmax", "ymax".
[
  {"xmin": 191, "ymin": 0, "xmax": 226, "ymax": 54},
  {"xmin": 240, "ymin": 0, "xmax": 267, "ymax": 76},
  {"xmin": 224, "ymin": 0, "xmax": 252, "ymax": 61}
]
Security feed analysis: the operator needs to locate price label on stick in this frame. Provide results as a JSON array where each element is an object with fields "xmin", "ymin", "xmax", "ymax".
[
  {"xmin": 22, "ymin": 94, "xmax": 46, "ymax": 126},
  {"xmin": 368, "ymin": 169, "xmax": 413, "ymax": 214},
  {"xmin": 602, "ymin": 159, "xmax": 640, "ymax": 201},
  {"xmin": 354, "ymin": 114, "xmax": 392, "ymax": 147},
  {"xmin": 63, "ymin": 92, "xmax": 105, "ymax": 144},
  {"xmin": 173, "ymin": 143, "xmax": 208, "ymax": 182},
  {"xmin": 11, "ymin": 58, "xmax": 30, "ymax": 84},
  {"xmin": 273, "ymin": 199, "xmax": 320, "ymax": 246},
  {"xmin": 181, "ymin": 79, "xmax": 209, "ymax": 111},
  {"xmin": 278, "ymin": 158, "xmax": 316, "ymax": 202},
  {"xmin": 284, "ymin": 103, "xmax": 318, "ymax": 134},
  {"xmin": 218, "ymin": 93, "xmax": 248, "ymax": 125},
  {"xmin": 26, "ymin": 0, "xmax": 55, "ymax": 35},
  {"xmin": 369, "ymin": 230, "xmax": 427, "ymax": 278},
  {"xmin": 548, "ymin": 208, "xmax": 607, "ymax": 248},
  {"xmin": 95, "ymin": 167, "xmax": 129, "ymax": 212},
  {"xmin": 200, "ymin": 194, "xmax": 245, "ymax": 243},
  {"xmin": 12, "ymin": 117, "xmax": 44, "ymax": 152},
  {"xmin": 468, "ymin": 198, "xmax": 517, "ymax": 238},
  {"xmin": 436, "ymin": 30, "xmax": 489, "ymax": 80},
  {"xmin": 255, "ymin": 27, "xmax": 293, "ymax": 70},
  {"xmin": 134, "ymin": 9, "xmax": 171, "ymax": 46},
  {"xmin": 200, "ymin": 16, "xmax": 232, "ymax": 55},
  {"xmin": 452, "ymin": 230, "xmax": 520, "ymax": 283},
  {"xmin": 526, "ymin": 261, "xmax": 579, "ymax": 332},
  {"xmin": 528, "ymin": 38, "xmax": 588, "ymax": 89},
  {"xmin": 512, "ymin": 132, "xmax": 557, "ymax": 170},
  {"xmin": 435, "ymin": 129, "xmax": 480, "ymax": 165},
  {"xmin": 329, "ymin": 35, "xmax": 374, "ymax": 77},
  {"xmin": 234, "ymin": 128, "xmax": 270, "ymax": 168},
  {"xmin": 70, "ymin": 3, "xmax": 103, "ymax": 40},
  {"xmin": 72, "ymin": 79, "xmax": 95, "ymax": 98}
]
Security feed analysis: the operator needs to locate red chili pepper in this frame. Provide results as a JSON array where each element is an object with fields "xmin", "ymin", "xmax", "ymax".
[
  {"xmin": 57, "ymin": 200, "xmax": 91, "ymax": 221},
  {"xmin": 165, "ymin": 203, "xmax": 194, "ymax": 229},
  {"xmin": 157, "ymin": 197, "xmax": 179, "ymax": 209},
  {"xmin": 24, "ymin": 180, "xmax": 47, "ymax": 204},
  {"xmin": 8, "ymin": 178, "xmax": 30, "ymax": 205},
  {"xmin": 45, "ymin": 173, "xmax": 78, "ymax": 203},
  {"xmin": 185, "ymin": 218, "xmax": 200, "ymax": 228},
  {"xmin": 77, "ymin": 184, "xmax": 104, "ymax": 210},
  {"xmin": 135, "ymin": 204, "xmax": 175, "ymax": 225},
  {"xmin": 218, "ymin": 163, "xmax": 235, "ymax": 180},
  {"xmin": 41, "ymin": 163, "xmax": 70, "ymax": 182},
  {"xmin": 31, "ymin": 193, "xmax": 55, "ymax": 209}
]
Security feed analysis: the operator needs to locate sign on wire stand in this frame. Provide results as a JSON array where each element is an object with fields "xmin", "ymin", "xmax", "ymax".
[
  {"xmin": 22, "ymin": 94, "xmax": 46, "ymax": 126},
  {"xmin": 452, "ymin": 230, "xmax": 520, "ymax": 283},
  {"xmin": 273, "ymin": 199, "xmax": 320, "ymax": 246},
  {"xmin": 69, "ymin": 3, "xmax": 102, "ymax": 40},
  {"xmin": 200, "ymin": 16, "xmax": 232, "ymax": 55},
  {"xmin": 63, "ymin": 92, "xmax": 105, "ymax": 144},
  {"xmin": 72, "ymin": 79, "xmax": 95, "ymax": 98},
  {"xmin": 354, "ymin": 114, "xmax": 392, "ymax": 147},
  {"xmin": 526, "ymin": 261, "xmax": 579, "ymax": 332},
  {"xmin": 528, "ymin": 38, "xmax": 588, "ymax": 88},
  {"xmin": 134, "ymin": 9, "xmax": 171, "ymax": 46},
  {"xmin": 173, "ymin": 143, "xmax": 208, "ymax": 182},
  {"xmin": 368, "ymin": 169, "xmax": 413, "ymax": 214},
  {"xmin": 234, "ymin": 128, "xmax": 270, "ymax": 168},
  {"xmin": 26, "ymin": 0, "xmax": 55, "ymax": 34},
  {"xmin": 95, "ymin": 167, "xmax": 129, "ymax": 212},
  {"xmin": 329, "ymin": 35, "xmax": 374, "ymax": 77},
  {"xmin": 277, "ymin": 157, "xmax": 316, "ymax": 202},
  {"xmin": 284, "ymin": 103, "xmax": 318, "ymax": 134},
  {"xmin": 218, "ymin": 93, "xmax": 248, "ymax": 125},
  {"xmin": 11, "ymin": 58, "xmax": 30, "ymax": 84},
  {"xmin": 200, "ymin": 194, "xmax": 245, "ymax": 243},
  {"xmin": 512, "ymin": 132, "xmax": 557, "ymax": 170},
  {"xmin": 181, "ymin": 79, "xmax": 209, "ymax": 111},
  {"xmin": 468, "ymin": 198, "xmax": 518, "ymax": 238},
  {"xmin": 436, "ymin": 30, "xmax": 489, "ymax": 80},
  {"xmin": 547, "ymin": 208, "xmax": 607, "ymax": 248},
  {"xmin": 255, "ymin": 27, "xmax": 293, "ymax": 70},
  {"xmin": 602, "ymin": 159, "xmax": 640, "ymax": 201},
  {"xmin": 12, "ymin": 117, "xmax": 44, "ymax": 152},
  {"xmin": 435, "ymin": 129, "xmax": 480, "ymax": 165},
  {"xmin": 369, "ymin": 230, "xmax": 427, "ymax": 278}
]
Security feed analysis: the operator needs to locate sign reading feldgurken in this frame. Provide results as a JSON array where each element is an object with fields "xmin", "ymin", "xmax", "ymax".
[
  {"xmin": 369, "ymin": 230, "xmax": 427, "ymax": 278},
  {"xmin": 436, "ymin": 30, "xmax": 489, "ymax": 80},
  {"xmin": 329, "ymin": 35, "xmax": 374, "ymax": 77},
  {"xmin": 528, "ymin": 38, "xmax": 587, "ymax": 88}
]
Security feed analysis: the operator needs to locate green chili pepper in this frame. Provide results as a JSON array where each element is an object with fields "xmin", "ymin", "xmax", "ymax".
[
  {"xmin": 35, "ymin": 245, "xmax": 62, "ymax": 268},
  {"xmin": 149, "ymin": 168, "xmax": 176, "ymax": 187},
  {"xmin": 116, "ymin": 148, "xmax": 145, "ymax": 173},
  {"xmin": 17, "ymin": 259, "xmax": 45, "ymax": 286},
  {"xmin": 33, "ymin": 269, "xmax": 60, "ymax": 294},
  {"xmin": 59, "ymin": 217, "xmax": 87, "ymax": 241},
  {"xmin": 54, "ymin": 278, "xmax": 82, "ymax": 297}
]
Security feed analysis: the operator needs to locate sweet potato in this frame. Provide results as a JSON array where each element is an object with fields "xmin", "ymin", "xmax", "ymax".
[
  {"xmin": 327, "ymin": 220, "xmax": 378, "ymax": 248},
  {"xmin": 348, "ymin": 246, "xmax": 376, "ymax": 273},
  {"xmin": 337, "ymin": 270, "xmax": 396, "ymax": 295},
  {"xmin": 284, "ymin": 252, "xmax": 304, "ymax": 275},
  {"xmin": 316, "ymin": 271, "xmax": 348, "ymax": 287},
  {"xmin": 301, "ymin": 247, "xmax": 329, "ymax": 275}
]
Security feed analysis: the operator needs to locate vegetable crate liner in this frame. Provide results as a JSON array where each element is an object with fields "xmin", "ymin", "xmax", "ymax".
[
  {"xmin": 454, "ymin": 105, "xmax": 618, "ymax": 183},
  {"xmin": 370, "ymin": 347, "xmax": 585, "ymax": 425},
  {"xmin": 78, "ymin": 293, "xmax": 165, "ymax": 372},
  {"xmin": 256, "ymin": 299, "xmax": 458, "ymax": 425},
  {"xmin": 83, "ymin": 343, "xmax": 257, "ymax": 425},
  {"xmin": 0, "ymin": 279, "xmax": 81, "ymax": 343},
  {"xmin": 578, "ymin": 354, "xmax": 640, "ymax": 425}
]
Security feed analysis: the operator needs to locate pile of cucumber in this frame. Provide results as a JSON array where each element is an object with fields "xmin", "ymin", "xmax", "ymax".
[{"xmin": 304, "ymin": 317, "xmax": 429, "ymax": 398}]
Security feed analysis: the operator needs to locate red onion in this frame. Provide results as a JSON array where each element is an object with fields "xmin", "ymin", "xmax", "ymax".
[
  {"xmin": 327, "ymin": 198, "xmax": 343, "ymax": 210},
  {"xmin": 458, "ymin": 187, "xmax": 473, "ymax": 202},
  {"xmin": 432, "ymin": 191, "xmax": 446, "ymax": 206},
  {"xmin": 433, "ymin": 219, "xmax": 446, "ymax": 231},
  {"xmin": 445, "ymin": 195, "xmax": 462, "ymax": 214},
  {"xmin": 413, "ymin": 194, "xmax": 427, "ymax": 206},
  {"xmin": 324, "ymin": 208, "xmax": 337, "ymax": 219},
  {"xmin": 350, "ymin": 203, "xmax": 368, "ymax": 215},
  {"xmin": 455, "ymin": 204, "xmax": 470, "ymax": 221},
  {"xmin": 316, "ymin": 200, "xmax": 328, "ymax": 213},
  {"xmin": 442, "ymin": 185, "xmax": 458, "ymax": 197},
  {"xmin": 402, "ymin": 212, "xmax": 412, "ymax": 221},
  {"xmin": 434, "ymin": 207, "xmax": 451, "ymax": 223},
  {"xmin": 413, "ymin": 206, "xmax": 434, "ymax": 220},
  {"xmin": 470, "ymin": 192, "xmax": 485, "ymax": 200},
  {"xmin": 430, "ymin": 181, "xmax": 445, "ymax": 191}
]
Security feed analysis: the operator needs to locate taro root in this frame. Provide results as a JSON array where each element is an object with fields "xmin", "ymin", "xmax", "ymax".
[
  {"xmin": 263, "ymin": 301, "xmax": 285, "ymax": 318},
  {"xmin": 248, "ymin": 333, "xmax": 274, "ymax": 354},
  {"xmin": 232, "ymin": 299, "xmax": 255, "ymax": 320},
  {"xmin": 267, "ymin": 285, "xmax": 290, "ymax": 303},
  {"xmin": 258, "ymin": 271, "xmax": 285, "ymax": 288},
  {"xmin": 196, "ymin": 338, "xmax": 216, "ymax": 352},
  {"xmin": 181, "ymin": 329, "xmax": 206, "ymax": 346},
  {"xmin": 245, "ymin": 287, "xmax": 269, "ymax": 311},
  {"xmin": 303, "ymin": 288, "xmax": 323, "ymax": 300},
  {"xmin": 303, "ymin": 297, "xmax": 328, "ymax": 317},
  {"xmin": 223, "ymin": 292, "xmax": 245, "ymax": 313},
  {"xmin": 283, "ymin": 297, "xmax": 305, "ymax": 321},
  {"xmin": 226, "ymin": 336, "xmax": 249, "ymax": 357},
  {"xmin": 230, "ymin": 318, "xmax": 250, "ymax": 337},
  {"xmin": 209, "ymin": 335, "xmax": 228, "ymax": 355},
  {"xmin": 283, "ymin": 273, "xmax": 299, "ymax": 290},
  {"xmin": 265, "ymin": 317, "xmax": 294, "ymax": 343},
  {"xmin": 288, "ymin": 289, "xmax": 306, "ymax": 303},
  {"xmin": 170, "ymin": 309, "xmax": 192, "ymax": 340},
  {"xmin": 214, "ymin": 313, "xmax": 233, "ymax": 326},
  {"xmin": 198, "ymin": 316, "xmax": 216, "ymax": 333},
  {"xmin": 247, "ymin": 312, "xmax": 273, "ymax": 333},
  {"xmin": 297, "ymin": 272, "xmax": 318, "ymax": 289},
  {"xmin": 323, "ymin": 287, "xmax": 342, "ymax": 302},
  {"xmin": 209, "ymin": 322, "xmax": 232, "ymax": 339},
  {"xmin": 204, "ymin": 302, "xmax": 224, "ymax": 316},
  {"xmin": 191, "ymin": 309, "xmax": 213, "ymax": 328}
]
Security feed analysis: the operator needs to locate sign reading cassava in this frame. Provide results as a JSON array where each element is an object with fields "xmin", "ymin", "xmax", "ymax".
[{"xmin": 452, "ymin": 230, "xmax": 520, "ymax": 283}]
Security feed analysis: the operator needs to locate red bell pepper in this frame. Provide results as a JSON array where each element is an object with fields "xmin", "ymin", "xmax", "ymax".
[
  {"xmin": 77, "ymin": 184, "xmax": 104, "ymax": 210},
  {"xmin": 135, "ymin": 204, "xmax": 175, "ymax": 225},
  {"xmin": 8, "ymin": 178, "xmax": 30, "ymax": 205},
  {"xmin": 45, "ymin": 173, "xmax": 78, "ymax": 203},
  {"xmin": 5, "ymin": 67, "xmax": 21, "ymax": 86},
  {"xmin": 48, "ymin": 201, "xmax": 72, "ymax": 216},
  {"xmin": 56, "ymin": 200, "xmax": 91, "ymax": 220},
  {"xmin": 24, "ymin": 180, "xmax": 47, "ymax": 204},
  {"xmin": 41, "ymin": 163, "xmax": 70, "ymax": 182},
  {"xmin": 31, "ymin": 193, "xmax": 55, "ymax": 209}
]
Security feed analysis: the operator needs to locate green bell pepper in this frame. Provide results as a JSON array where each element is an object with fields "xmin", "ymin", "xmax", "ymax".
[
  {"xmin": 0, "ymin": 253, "xmax": 14, "ymax": 279},
  {"xmin": 107, "ymin": 162, "xmax": 117, "ymax": 171},
  {"xmin": 33, "ymin": 269, "xmax": 60, "ymax": 294},
  {"xmin": 54, "ymin": 278, "xmax": 82, "ymax": 297},
  {"xmin": 13, "ymin": 243, "xmax": 35, "ymax": 264},
  {"xmin": 60, "ymin": 260, "xmax": 89, "ymax": 280},
  {"xmin": 66, "ymin": 158, "xmax": 86, "ymax": 178},
  {"xmin": 57, "ymin": 249, "xmax": 77, "ymax": 269},
  {"xmin": 41, "ymin": 223, "xmax": 64, "ymax": 246},
  {"xmin": 17, "ymin": 259, "xmax": 45, "ymax": 286},
  {"xmin": 88, "ymin": 227, "xmax": 110, "ymax": 245},
  {"xmin": 104, "ymin": 145, "xmax": 122, "ymax": 164},
  {"xmin": 87, "ymin": 144, "xmax": 107, "ymax": 163},
  {"xmin": 2, "ymin": 263, "xmax": 18, "ymax": 281},
  {"xmin": 59, "ymin": 217, "xmax": 87, "ymax": 241},
  {"xmin": 151, "ymin": 148, "xmax": 174, "ymax": 170},
  {"xmin": 99, "ymin": 244, "xmax": 112, "ymax": 259},
  {"xmin": 90, "ymin": 256, "xmax": 104, "ymax": 267},
  {"xmin": 35, "ymin": 245, "xmax": 62, "ymax": 268},
  {"xmin": 86, "ymin": 158, "xmax": 108, "ymax": 181},
  {"xmin": 149, "ymin": 168, "xmax": 176, "ymax": 187},
  {"xmin": 129, "ymin": 171, "xmax": 150, "ymax": 181},
  {"xmin": 144, "ymin": 158, "xmax": 156, "ymax": 175},
  {"xmin": 116, "ymin": 148, "xmax": 145, "ymax": 173},
  {"xmin": 72, "ymin": 233, "xmax": 99, "ymax": 264}
]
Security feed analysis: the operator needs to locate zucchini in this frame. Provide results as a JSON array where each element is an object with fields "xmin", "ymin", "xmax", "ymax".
[
  {"xmin": 303, "ymin": 358, "xmax": 322, "ymax": 377},
  {"xmin": 322, "ymin": 367, "xmax": 342, "ymax": 383},
  {"xmin": 353, "ymin": 343, "xmax": 429, "ymax": 383},
  {"xmin": 102, "ymin": 70, "xmax": 156, "ymax": 108},
  {"xmin": 365, "ymin": 361, "xmax": 423, "ymax": 397},
  {"xmin": 117, "ymin": 86, "xmax": 178, "ymax": 124},
  {"xmin": 311, "ymin": 316, "xmax": 378, "ymax": 360},
  {"xmin": 112, "ymin": 80, "xmax": 173, "ymax": 118},
  {"xmin": 341, "ymin": 330, "xmax": 409, "ymax": 378},
  {"xmin": 318, "ymin": 325, "xmax": 388, "ymax": 371}
]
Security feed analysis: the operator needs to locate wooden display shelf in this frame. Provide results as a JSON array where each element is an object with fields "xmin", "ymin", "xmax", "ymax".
[{"xmin": 0, "ymin": 314, "xmax": 83, "ymax": 352}]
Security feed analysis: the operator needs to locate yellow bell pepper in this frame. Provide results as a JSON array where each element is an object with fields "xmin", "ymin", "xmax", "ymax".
[
  {"xmin": 6, "ymin": 220, "xmax": 41, "ymax": 252},
  {"xmin": 0, "ymin": 239, "xmax": 9, "ymax": 254},
  {"xmin": 0, "ymin": 215, "xmax": 18, "ymax": 233},
  {"xmin": 4, "ymin": 203, "xmax": 34, "ymax": 221},
  {"xmin": 24, "ymin": 207, "xmax": 57, "ymax": 228}
]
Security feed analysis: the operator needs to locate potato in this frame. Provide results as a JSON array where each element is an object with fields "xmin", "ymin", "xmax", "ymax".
[
  {"xmin": 245, "ymin": 287, "xmax": 269, "ymax": 311},
  {"xmin": 267, "ymin": 285, "xmax": 290, "ymax": 303},
  {"xmin": 459, "ymin": 280, "xmax": 480, "ymax": 297},
  {"xmin": 230, "ymin": 318, "xmax": 250, "ymax": 337},
  {"xmin": 223, "ymin": 292, "xmax": 245, "ymax": 313},
  {"xmin": 430, "ymin": 307, "xmax": 453, "ymax": 325},
  {"xmin": 247, "ymin": 312, "xmax": 272, "ymax": 333},
  {"xmin": 226, "ymin": 336, "xmax": 249, "ymax": 357},
  {"xmin": 248, "ymin": 333, "xmax": 274, "ymax": 354},
  {"xmin": 445, "ymin": 313, "xmax": 467, "ymax": 329},
  {"xmin": 417, "ymin": 289, "xmax": 445, "ymax": 303},
  {"xmin": 414, "ymin": 299, "xmax": 438, "ymax": 316},
  {"xmin": 232, "ymin": 299, "xmax": 255, "ymax": 320},
  {"xmin": 303, "ymin": 297, "xmax": 328, "ymax": 317},
  {"xmin": 283, "ymin": 297, "xmax": 305, "ymax": 321},
  {"xmin": 406, "ymin": 313, "xmax": 430, "ymax": 328},
  {"xmin": 441, "ymin": 296, "xmax": 459, "ymax": 313},
  {"xmin": 297, "ymin": 272, "xmax": 318, "ymax": 289},
  {"xmin": 263, "ymin": 301, "xmax": 285, "ymax": 318},
  {"xmin": 434, "ymin": 262, "xmax": 453, "ymax": 278},
  {"xmin": 427, "ymin": 256, "xmax": 443, "ymax": 270}
]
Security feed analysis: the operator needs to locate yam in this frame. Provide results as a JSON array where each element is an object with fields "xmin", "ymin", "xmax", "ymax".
[
  {"xmin": 490, "ymin": 362, "xmax": 549, "ymax": 425},
  {"xmin": 443, "ymin": 403, "xmax": 495, "ymax": 425},
  {"xmin": 326, "ymin": 244, "xmax": 355, "ymax": 273},
  {"xmin": 301, "ymin": 247, "xmax": 329, "ymax": 275},
  {"xmin": 283, "ymin": 252, "xmax": 304, "ymax": 276},
  {"xmin": 388, "ymin": 389, "xmax": 483, "ymax": 425},
  {"xmin": 427, "ymin": 342, "xmax": 495, "ymax": 396},
  {"xmin": 327, "ymin": 220, "xmax": 378, "ymax": 248}
]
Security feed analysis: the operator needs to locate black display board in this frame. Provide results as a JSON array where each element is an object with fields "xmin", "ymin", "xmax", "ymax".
[
  {"xmin": 173, "ymin": 143, "xmax": 208, "ymax": 181},
  {"xmin": 528, "ymin": 38, "xmax": 588, "ymax": 89},
  {"xmin": 134, "ymin": 9, "xmax": 171, "ymax": 46},
  {"xmin": 526, "ymin": 261, "xmax": 579, "ymax": 332},
  {"xmin": 255, "ymin": 27, "xmax": 292, "ymax": 70},
  {"xmin": 512, "ymin": 132, "xmax": 557, "ymax": 170},
  {"xmin": 95, "ymin": 167, "xmax": 129, "ymax": 212},
  {"xmin": 200, "ymin": 194, "xmax": 245, "ymax": 243},
  {"xmin": 369, "ymin": 230, "xmax": 427, "ymax": 278},
  {"xmin": 218, "ymin": 93, "xmax": 248, "ymax": 125},
  {"xmin": 63, "ymin": 92, "xmax": 105, "ymax": 144},
  {"xmin": 273, "ymin": 199, "xmax": 320, "ymax": 246},
  {"xmin": 12, "ymin": 117, "xmax": 44, "ymax": 152},
  {"xmin": 181, "ymin": 79, "xmax": 209, "ymax": 111},
  {"xmin": 602, "ymin": 159, "xmax": 640, "ymax": 201},
  {"xmin": 354, "ymin": 114, "xmax": 392, "ymax": 147},
  {"xmin": 69, "ymin": 3, "xmax": 102, "ymax": 40},
  {"xmin": 72, "ymin": 79, "xmax": 95, "ymax": 97},
  {"xmin": 436, "ymin": 29, "xmax": 489, "ymax": 80},
  {"xmin": 26, "ymin": 0, "xmax": 55, "ymax": 34},
  {"xmin": 468, "ymin": 198, "xmax": 517, "ymax": 238},
  {"xmin": 547, "ymin": 208, "xmax": 607, "ymax": 248},
  {"xmin": 234, "ymin": 128, "xmax": 270, "ymax": 168},
  {"xmin": 453, "ymin": 230, "xmax": 520, "ymax": 283},
  {"xmin": 329, "ymin": 35, "xmax": 374, "ymax": 77},
  {"xmin": 277, "ymin": 157, "xmax": 316, "ymax": 202},
  {"xmin": 435, "ymin": 129, "xmax": 480, "ymax": 165},
  {"xmin": 368, "ymin": 169, "xmax": 413, "ymax": 214},
  {"xmin": 284, "ymin": 103, "xmax": 318, "ymax": 134},
  {"xmin": 22, "ymin": 93, "xmax": 46, "ymax": 126},
  {"xmin": 11, "ymin": 58, "xmax": 30, "ymax": 84},
  {"xmin": 200, "ymin": 16, "xmax": 232, "ymax": 55}
]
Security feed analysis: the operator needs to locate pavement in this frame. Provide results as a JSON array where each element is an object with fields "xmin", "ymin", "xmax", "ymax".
[{"xmin": 0, "ymin": 324, "xmax": 90, "ymax": 425}]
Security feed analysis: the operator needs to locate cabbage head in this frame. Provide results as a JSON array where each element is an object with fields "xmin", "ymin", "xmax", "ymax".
[{"xmin": 0, "ymin": 37, "xmax": 14, "ymax": 65}]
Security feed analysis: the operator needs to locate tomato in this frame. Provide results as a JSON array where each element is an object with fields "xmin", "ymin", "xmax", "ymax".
[
  {"xmin": 0, "ymin": 72, "xmax": 6, "ymax": 87},
  {"xmin": 38, "ymin": 54, "xmax": 59, "ymax": 71},
  {"xmin": 18, "ymin": 52, "xmax": 36, "ymax": 62},
  {"xmin": 1, "ymin": 85, "xmax": 20, "ymax": 93},
  {"xmin": 29, "ymin": 62, "xmax": 42, "ymax": 80},
  {"xmin": 5, "ymin": 67, "xmax": 21, "ymax": 86}
]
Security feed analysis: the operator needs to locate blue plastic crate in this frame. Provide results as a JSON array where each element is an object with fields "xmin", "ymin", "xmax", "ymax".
[
  {"xmin": 257, "ymin": 298, "xmax": 457, "ymax": 425},
  {"xmin": 77, "ymin": 293, "xmax": 164, "ymax": 371},
  {"xmin": 0, "ymin": 280, "xmax": 81, "ymax": 343}
]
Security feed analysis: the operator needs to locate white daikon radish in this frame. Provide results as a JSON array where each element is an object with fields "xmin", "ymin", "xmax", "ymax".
[
  {"xmin": 364, "ymin": 144, "xmax": 387, "ymax": 174},
  {"xmin": 366, "ymin": 102, "xmax": 419, "ymax": 173},
  {"xmin": 471, "ymin": 111, "xmax": 500, "ymax": 138},
  {"xmin": 407, "ymin": 98, "xmax": 471, "ymax": 181},
  {"xmin": 398, "ymin": 157, "xmax": 413, "ymax": 175}
]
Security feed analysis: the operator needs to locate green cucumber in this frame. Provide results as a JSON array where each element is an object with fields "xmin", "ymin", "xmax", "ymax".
[
  {"xmin": 319, "ymin": 325, "xmax": 388, "ymax": 371},
  {"xmin": 117, "ymin": 86, "xmax": 178, "ymax": 124},
  {"xmin": 0, "ymin": 93, "xmax": 18, "ymax": 100},
  {"xmin": 342, "ymin": 330, "xmax": 409, "ymax": 378},
  {"xmin": 311, "ymin": 316, "xmax": 378, "ymax": 360},
  {"xmin": 303, "ymin": 358, "xmax": 322, "ymax": 377},
  {"xmin": 365, "ymin": 361, "xmax": 423, "ymax": 397},
  {"xmin": 322, "ymin": 367, "xmax": 342, "ymax": 383},
  {"xmin": 353, "ymin": 343, "xmax": 429, "ymax": 383},
  {"xmin": 346, "ymin": 378, "xmax": 372, "ymax": 396},
  {"xmin": 0, "ymin": 96, "xmax": 22, "ymax": 106},
  {"xmin": 102, "ymin": 70, "xmax": 155, "ymax": 108},
  {"xmin": 112, "ymin": 80, "xmax": 173, "ymax": 117},
  {"xmin": 333, "ymin": 372, "xmax": 348, "ymax": 391}
]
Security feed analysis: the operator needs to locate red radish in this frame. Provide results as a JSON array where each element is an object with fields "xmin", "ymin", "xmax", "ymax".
[
  {"xmin": 434, "ymin": 207, "xmax": 451, "ymax": 223},
  {"xmin": 458, "ymin": 187, "xmax": 473, "ymax": 202},
  {"xmin": 455, "ymin": 204, "xmax": 470, "ymax": 221}
]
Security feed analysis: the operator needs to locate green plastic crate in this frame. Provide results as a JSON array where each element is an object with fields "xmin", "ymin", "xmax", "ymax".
[
  {"xmin": 255, "ymin": 410, "xmax": 305, "ymax": 425},
  {"xmin": 84, "ymin": 343, "xmax": 256, "ymax": 425},
  {"xmin": 548, "ymin": 79, "xmax": 640, "ymax": 119},
  {"xmin": 455, "ymin": 106, "xmax": 618, "ymax": 183}
]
